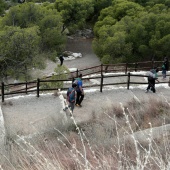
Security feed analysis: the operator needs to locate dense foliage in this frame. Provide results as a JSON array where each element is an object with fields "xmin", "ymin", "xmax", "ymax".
[
  {"xmin": 0, "ymin": 26, "xmax": 41, "ymax": 80},
  {"xmin": 93, "ymin": 0, "xmax": 170, "ymax": 63},
  {"xmin": 0, "ymin": 2, "xmax": 66, "ymax": 81},
  {"xmin": 1, "ymin": 0, "xmax": 170, "ymax": 80},
  {"xmin": 0, "ymin": 0, "xmax": 7, "ymax": 16},
  {"xmin": 54, "ymin": 0, "xmax": 94, "ymax": 33}
]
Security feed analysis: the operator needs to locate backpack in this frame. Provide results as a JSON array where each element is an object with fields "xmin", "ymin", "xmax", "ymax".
[
  {"xmin": 72, "ymin": 78, "xmax": 82, "ymax": 90},
  {"xmin": 147, "ymin": 69, "xmax": 157, "ymax": 80},
  {"xmin": 162, "ymin": 64, "xmax": 165, "ymax": 70},
  {"xmin": 67, "ymin": 87, "xmax": 76, "ymax": 103},
  {"xmin": 73, "ymin": 78, "xmax": 78, "ymax": 86}
]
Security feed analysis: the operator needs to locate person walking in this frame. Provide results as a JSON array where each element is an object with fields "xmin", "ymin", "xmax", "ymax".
[
  {"xmin": 63, "ymin": 83, "xmax": 77, "ymax": 113},
  {"xmin": 162, "ymin": 57, "xmax": 169, "ymax": 79},
  {"xmin": 162, "ymin": 62, "xmax": 166, "ymax": 79},
  {"xmin": 59, "ymin": 55, "xmax": 64, "ymax": 66},
  {"xmin": 74, "ymin": 74, "xmax": 84, "ymax": 107},
  {"xmin": 145, "ymin": 67, "xmax": 159, "ymax": 93}
]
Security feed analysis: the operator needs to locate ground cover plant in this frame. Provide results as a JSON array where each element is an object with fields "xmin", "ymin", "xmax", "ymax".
[{"xmin": 1, "ymin": 97, "xmax": 170, "ymax": 169}]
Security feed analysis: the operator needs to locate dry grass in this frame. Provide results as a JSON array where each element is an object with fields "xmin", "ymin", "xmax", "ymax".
[{"xmin": 1, "ymin": 97, "xmax": 170, "ymax": 169}]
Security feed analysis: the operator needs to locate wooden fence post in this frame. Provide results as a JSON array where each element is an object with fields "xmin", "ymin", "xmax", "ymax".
[
  {"xmin": 101, "ymin": 64, "xmax": 103, "ymax": 75},
  {"xmin": 100, "ymin": 64, "xmax": 103, "ymax": 92},
  {"xmin": 1, "ymin": 82, "xmax": 4, "ymax": 102},
  {"xmin": 100, "ymin": 75, "xmax": 103, "ymax": 92},
  {"xmin": 105, "ymin": 65, "xmax": 108, "ymax": 73},
  {"xmin": 37, "ymin": 78, "xmax": 40, "ymax": 97},
  {"xmin": 135, "ymin": 63, "xmax": 138, "ymax": 72},
  {"xmin": 152, "ymin": 60, "xmax": 154, "ymax": 68},
  {"xmin": 125, "ymin": 63, "xmax": 128, "ymax": 74},
  {"xmin": 26, "ymin": 81, "xmax": 28, "ymax": 94},
  {"xmin": 76, "ymin": 69, "xmax": 78, "ymax": 77},
  {"xmin": 127, "ymin": 72, "xmax": 130, "ymax": 90}
]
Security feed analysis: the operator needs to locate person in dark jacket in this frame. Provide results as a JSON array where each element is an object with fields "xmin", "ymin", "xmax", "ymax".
[
  {"xmin": 163, "ymin": 57, "xmax": 169, "ymax": 79},
  {"xmin": 162, "ymin": 62, "xmax": 166, "ymax": 79},
  {"xmin": 164, "ymin": 57, "xmax": 169, "ymax": 70},
  {"xmin": 75, "ymin": 74, "xmax": 84, "ymax": 107},
  {"xmin": 145, "ymin": 67, "xmax": 159, "ymax": 93},
  {"xmin": 59, "ymin": 55, "xmax": 64, "ymax": 66}
]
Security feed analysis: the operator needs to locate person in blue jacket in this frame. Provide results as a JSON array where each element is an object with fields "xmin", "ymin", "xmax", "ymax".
[{"xmin": 63, "ymin": 83, "xmax": 77, "ymax": 113}]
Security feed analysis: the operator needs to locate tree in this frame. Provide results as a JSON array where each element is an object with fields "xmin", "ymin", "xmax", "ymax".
[
  {"xmin": 93, "ymin": 0, "xmax": 170, "ymax": 63},
  {"xmin": 38, "ymin": 14, "xmax": 66, "ymax": 52},
  {"xmin": 98, "ymin": 0, "xmax": 144, "ymax": 21},
  {"xmin": 41, "ymin": 65, "xmax": 69, "ymax": 89},
  {"xmin": 0, "ymin": 26, "xmax": 42, "ymax": 81},
  {"xmin": 93, "ymin": 23, "xmax": 132, "ymax": 63},
  {"xmin": 54, "ymin": 0, "xmax": 94, "ymax": 33},
  {"xmin": 131, "ymin": 0, "xmax": 170, "ymax": 7},
  {"xmin": 93, "ymin": 0, "xmax": 143, "ymax": 63},
  {"xmin": 2, "ymin": 3, "xmax": 43, "ymax": 28},
  {"xmin": 90, "ymin": 0, "xmax": 112, "ymax": 23},
  {"xmin": 1, "ymin": 3, "xmax": 66, "ymax": 53},
  {"xmin": 0, "ymin": 0, "xmax": 6, "ymax": 16}
]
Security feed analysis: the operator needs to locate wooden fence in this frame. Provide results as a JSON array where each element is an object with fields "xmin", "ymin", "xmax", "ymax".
[
  {"xmin": 0, "ymin": 60, "xmax": 169, "ymax": 102},
  {"xmin": 70, "ymin": 61, "xmax": 164, "ymax": 77},
  {"xmin": 1, "ymin": 70, "xmax": 170, "ymax": 102}
]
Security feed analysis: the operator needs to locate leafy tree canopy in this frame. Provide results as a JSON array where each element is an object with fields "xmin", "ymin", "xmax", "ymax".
[
  {"xmin": 93, "ymin": 0, "xmax": 170, "ymax": 63},
  {"xmin": 0, "ymin": 2, "xmax": 66, "ymax": 80},
  {"xmin": 1, "ymin": 2, "xmax": 66, "ymax": 52},
  {"xmin": 0, "ymin": 0, "xmax": 7, "ymax": 16},
  {"xmin": 0, "ymin": 26, "xmax": 42, "ymax": 81},
  {"xmin": 54, "ymin": 0, "xmax": 94, "ymax": 33},
  {"xmin": 131, "ymin": 0, "xmax": 170, "ymax": 7}
]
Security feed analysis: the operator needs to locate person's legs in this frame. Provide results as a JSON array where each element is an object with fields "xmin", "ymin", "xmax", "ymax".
[
  {"xmin": 79, "ymin": 93, "xmax": 84, "ymax": 105},
  {"xmin": 146, "ymin": 78, "xmax": 156, "ymax": 93},
  {"xmin": 146, "ymin": 83, "xmax": 150, "ymax": 91},
  {"xmin": 150, "ymin": 79, "xmax": 156, "ymax": 93},
  {"xmin": 162, "ymin": 70, "xmax": 166, "ymax": 78},
  {"xmin": 68, "ymin": 102, "xmax": 74, "ymax": 112},
  {"xmin": 163, "ymin": 70, "xmax": 167, "ymax": 78},
  {"xmin": 60, "ymin": 60, "xmax": 63, "ymax": 66},
  {"xmin": 76, "ymin": 91, "xmax": 81, "ymax": 105},
  {"xmin": 63, "ymin": 106, "xmax": 68, "ymax": 111},
  {"xmin": 146, "ymin": 78, "xmax": 151, "ymax": 91}
]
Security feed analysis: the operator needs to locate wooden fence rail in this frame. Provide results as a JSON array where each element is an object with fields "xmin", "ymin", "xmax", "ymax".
[
  {"xmin": 70, "ymin": 60, "xmax": 164, "ymax": 77},
  {"xmin": 0, "ymin": 60, "xmax": 169, "ymax": 102},
  {"xmin": 1, "ymin": 71, "xmax": 170, "ymax": 102}
]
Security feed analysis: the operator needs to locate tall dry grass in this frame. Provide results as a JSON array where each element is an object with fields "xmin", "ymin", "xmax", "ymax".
[{"xmin": 1, "ymin": 97, "xmax": 170, "ymax": 170}]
